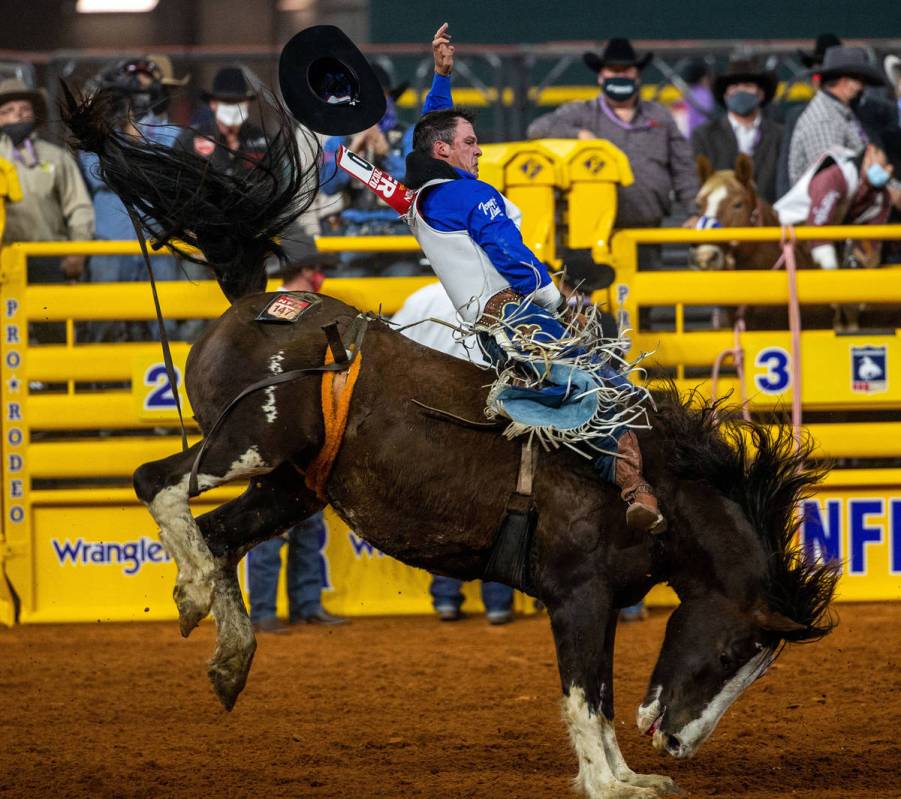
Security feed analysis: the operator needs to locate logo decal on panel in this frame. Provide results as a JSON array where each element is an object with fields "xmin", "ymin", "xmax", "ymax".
[{"xmin": 851, "ymin": 345, "xmax": 887, "ymax": 394}]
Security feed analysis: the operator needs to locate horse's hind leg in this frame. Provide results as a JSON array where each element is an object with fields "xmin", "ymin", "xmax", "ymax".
[
  {"xmin": 194, "ymin": 463, "xmax": 325, "ymax": 709},
  {"xmin": 134, "ymin": 442, "xmax": 271, "ymax": 637}
]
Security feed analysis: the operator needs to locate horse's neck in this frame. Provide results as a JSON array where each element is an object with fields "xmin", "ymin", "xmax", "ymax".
[{"xmin": 734, "ymin": 196, "xmax": 783, "ymax": 268}]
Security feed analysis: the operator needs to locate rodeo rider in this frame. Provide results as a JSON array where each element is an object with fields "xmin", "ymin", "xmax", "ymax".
[{"xmin": 400, "ymin": 24, "xmax": 666, "ymax": 535}]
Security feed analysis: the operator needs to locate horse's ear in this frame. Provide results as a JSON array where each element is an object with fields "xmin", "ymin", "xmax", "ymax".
[
  {"xmin": 753, "ymin": 608, "xmax": 806, "ymax": 633},
  {"xmin": 734, "ymin": 154, "xmax": 754, "ymax": 187},
  {"xmin": 696, "ymin": 154, "xmax": 714, "ymax": 185}
]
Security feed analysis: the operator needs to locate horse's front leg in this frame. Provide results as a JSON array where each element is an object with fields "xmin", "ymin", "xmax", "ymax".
[
  {"xmin": 595, "ymin": 615, "xmax": 679, "ymax": 796},
  {"xmin": 549, "ymin": 588, "xmax": 671, "ymax": 799}
]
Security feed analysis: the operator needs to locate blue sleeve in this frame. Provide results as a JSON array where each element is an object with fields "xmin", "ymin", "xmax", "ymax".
[
  {"xmin": 463, "ymin": 184, "xmax": 552, "ymax": 295},
  {"xmin": 319, "ymin": 135, "xmax": 350, "ymax": 195},
  {"xmin": 78, "ymin": 151, "xmax": 105, "ymax": 194},
  {"xmin": 422, "ymin": 73, "xmax": 453, "ymax": 114}
]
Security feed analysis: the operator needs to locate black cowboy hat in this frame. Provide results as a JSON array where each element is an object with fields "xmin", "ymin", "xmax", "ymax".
[
  {"xmin": 797, "ymin": 33, "xmax": 842, "ymax": 69},
  {"xmin": 583, "ymin": 38, "xmax": 653, "ymax": 73},
  {"xmin": 712, "ymin": 57, "xmax": 779, "ymax": 108},
  {"xmin": 558, "ymin": 250, "xmax": 616, "ymax": 292},
  {"xmin": 279, "ymin": 25, "xmax": 386, "ymax": 136},
  {"xmin": 201, "ymin": 66, "xmax": 256, "ymax": 103},
  {"xmin": 816, "ymin": 46, "xmax": 886, "ymax": 87},
  {"xmin": 266, "ymin": 234, "xmax": 339, "ymax": 279},
  {"xmin": 873, "ymin": 126, "xmax": 901, "ymax": 175},
  {"xmin": 370, "ymin": 61, "xmax": 410, "ymax": 103}
]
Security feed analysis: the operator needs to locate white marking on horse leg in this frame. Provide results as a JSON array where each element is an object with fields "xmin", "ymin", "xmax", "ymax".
[
  {"xmin": 147, "ymin": 447, "xmax": 270, "ymax": 636},
  {"xmin": 262, "ymin": 386, "xmax": 278, "ymax": 423},
  {"xmin": 659, "ymin": 648, "xmax": 773, "ymax": 758},
  {"xmin": 636, "ymin": 685, "xmax": 663, "ymax": 734},
  {"xmin": 269, "ymin": 351, "xmax": 285, "ymax": 374},
  {"xmin": 563, "ymin": 687, "xmax": 658, "ymax": 799},
  {"xmin": 600, "ymin": 716, "xmax": 678, "ymax": 795},
  {"xmin": 208, "ymin": 567, "xmax": 256, "ymax": 710}
]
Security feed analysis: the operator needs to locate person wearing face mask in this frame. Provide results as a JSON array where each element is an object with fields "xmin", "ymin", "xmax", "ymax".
[
  {"xmin": 174, "ymin": 66, "xmax": 267, "ymax": 176},
  {"xmin": 0, "ymin": 78, "xmax": 94, "ymax": 283},
  {"xmin": 775, "ymin": 128, "xmax": 901, "ymax": 270},
  {"xmin": 526, "ymin": 38, "xmax": 698, "ymax": 234},
  {"xmin": 787, "ymin": 46, "xmax": 887, "ymax": 187},
  {"xmin": 691, "ymin": 58, "xmax": 783, "ymax": 203}
]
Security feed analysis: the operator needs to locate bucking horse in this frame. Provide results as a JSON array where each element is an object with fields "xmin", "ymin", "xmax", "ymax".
[{"xmin": 64, "ymin": 87, "xmax": 840, "ymax": 799}]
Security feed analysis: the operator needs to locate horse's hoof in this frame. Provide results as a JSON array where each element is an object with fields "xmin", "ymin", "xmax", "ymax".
[
  {"xmin": 208, "ymin": 638, "xmax": 256, "ymax": 711},
  {"xmin": 173, "ymin": 580, "xmax": 214, "ymax": 637},
  {"xmin": 625, "ymin": 774, "xmax": 680, "ymax": 796}
]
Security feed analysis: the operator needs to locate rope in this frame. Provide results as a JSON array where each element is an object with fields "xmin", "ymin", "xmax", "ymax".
[{"xmin": 782, "ymin": 225, "xmax": 803, "ymax": 450}]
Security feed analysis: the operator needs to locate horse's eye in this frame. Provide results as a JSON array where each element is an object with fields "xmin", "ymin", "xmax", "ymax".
[{"xmin": 732, "ymin": 201, "xmax": 743, "ymax": 209}]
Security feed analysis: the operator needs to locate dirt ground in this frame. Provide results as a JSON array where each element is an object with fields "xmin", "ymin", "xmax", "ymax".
[{"xmin": 1, "ymin": 603, "xmax": 898, "ymax": 799}]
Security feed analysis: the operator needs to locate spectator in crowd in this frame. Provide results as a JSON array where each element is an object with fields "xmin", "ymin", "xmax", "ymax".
[
  {"xmin": 787, "ymin": 46, "xmax": 886, "ymax": 187},
  {"xmin": 670, "ymin": 58, "xmax": 714, "ymax": 139},
  {"xmin": 391, "ymin": 281, "xmax": 514, "ymax": 625},
  {"xmin": 887, "ymin": 54, "xmax": 901, "ymax": 125},
  {"xmin": 775, "ymin": 33, "xmax": 841, "ymax": 198},
  {"xmin": 0, "ymin": 78, "xmax": 93, "ymax": 283},
  {"xmin": 526, "ymin": 37, "xmax": 698, "ymax": 234},
  {"xmin": 174, "ymin": 66, "xmax": 267, "ymax": 174},
  {"xmin": 79, "ymin": 60, "xmax": 179, "ymax": 341},
  {"xmin": 135, "ymin": 54, "xmax": 189, "ymax": 146},
  {"xmin": 691, "ymin": 58, "xmax": 783, "ymax": 203},
  {"xmin": 318, "ymin": 62, "xmax": 417, "ymax": 275},
  {"xmin": 248, "ymin": 232, "xmax": 347, "ymax": 633},
  {"xmin": 775, "ymin": 128, "xmax": 901, "ymax": 270}
]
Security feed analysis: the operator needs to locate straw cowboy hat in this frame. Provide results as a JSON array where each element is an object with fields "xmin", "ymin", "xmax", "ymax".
[
  {"xmin": 0, "ymin": 78, "xmax": 48, "ymax": 122},
  {"xmin": 145, "ymin": 54, "xmax": 190, "ymax": 87},
  {"xmin": 279, "ymin": 25, "xmax": 386, "ymax": 136},
  {"xmin": 712, "ymin": 57, "xmax": 779, "ymax": 107},
  {"xmin": 583, "ymin": 38, "xmax": 653, "ymax": 73}
]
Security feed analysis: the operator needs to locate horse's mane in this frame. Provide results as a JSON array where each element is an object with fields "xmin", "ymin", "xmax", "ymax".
[{"xmin": 652, "ymin": 385, "xmax": 840, "ymax": 643}]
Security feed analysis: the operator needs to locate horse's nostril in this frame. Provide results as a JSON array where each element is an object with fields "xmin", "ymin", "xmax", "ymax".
[{"xmin": 666, "ymin": 734, "xmax": 681, "ymax": 753}]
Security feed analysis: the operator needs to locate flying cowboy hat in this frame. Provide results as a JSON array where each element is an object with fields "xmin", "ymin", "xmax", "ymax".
[
  {"xmin": 0, "ymin": 78, "xmax": 48, "ymax": 124},
  {"xmin": 796, "ymin": 33, "xmax": 842, "ymax": 69},
  {"xmin": 816, "ymin": 46, "xmax": 886, "ymax": 87},
  {"xmin": 279, "ymin": 25, "xmax": 386, "ymax": 136},
  {"xmin": 712, "ymin": 57, "xmax": 779, "ymax": 107},
  {"xmin": 583, "ymin": 38, "xmax": 653, "ymax": 73},
  {"xmin": 201, "ymin": 66, "xmax": 257, "ymax": 103}
]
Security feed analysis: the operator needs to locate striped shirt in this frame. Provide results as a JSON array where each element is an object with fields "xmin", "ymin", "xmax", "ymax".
[{"xmin": 788, "ymin": 90, "xmax": 867, "ymax": 186}]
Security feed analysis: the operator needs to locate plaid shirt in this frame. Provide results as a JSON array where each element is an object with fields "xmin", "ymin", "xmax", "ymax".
[{"xmin": 788, "ymin": 90, "xmax": 867, "ymax": 186}]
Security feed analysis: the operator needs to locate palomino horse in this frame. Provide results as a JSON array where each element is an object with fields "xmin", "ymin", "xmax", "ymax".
[{"xmin": 65, "ymin": 89, "xmax": 840, "ymax": 799}]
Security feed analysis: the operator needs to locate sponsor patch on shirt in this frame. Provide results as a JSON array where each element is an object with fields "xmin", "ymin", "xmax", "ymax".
[
  {"xmin": 193, "ymin": 136, "xmax": 216, "ymax": 157},
  {"xmin": 256, "ymin": 292, "xmax": 320, "ymax": 323},
  {"xmin": 478, "ymin": 197, "xmax": 502, "ymax": 220}
]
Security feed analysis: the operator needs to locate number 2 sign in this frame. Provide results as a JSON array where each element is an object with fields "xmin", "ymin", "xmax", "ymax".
[{"xmin": 132, "ymin": 356, "xmax": 192, "ymax": 421}]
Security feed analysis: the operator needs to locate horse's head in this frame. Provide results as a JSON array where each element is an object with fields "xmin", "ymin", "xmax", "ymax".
[
  {"xmin": 638, "ymin": 391, "xmax": 841, "ymax": 758},
  {"xmin": 692, "ymin": 154, "xmax": 758, "ymax": 270}
]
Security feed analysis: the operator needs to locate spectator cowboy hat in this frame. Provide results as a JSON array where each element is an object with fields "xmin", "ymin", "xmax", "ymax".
[
  {"xmin": 797, "ymin": 33, "xmax": 842, "ymax": 69},
  {"xmin": 370, "ymin": 62, "xmax": 409, "ymax": 102},
  {"xmin": 201, "ymin": 66, "xmax": 256, "ymax": 103},
  {"xmin": 712, "ymin": 57, "xmax": 779, "ymax": 107},
  {"xmin": 583, "ymin": 38, "xmax": 653, "ymax": 73},
  {"xmin": 145, "ymin": 54, "xmax": 190, "ymax": 87},
  {"xmin": 0, "ymin": 78, "xmax": 48, "ymax": 123},
  {"xmin": 266, "ymin": 234, "xmax": 339, "ymax": 280},
  {"xmin": 279, "ymin": 25, "xmax": 386, "ymax": 136},
  {"xmin": 816, "ymin": 46, "xmax": 886, "ymax": 87},
  {"xmin": 885, "ymin": 55, "xmax": 901, "ymax": 91},
  {"xmin": 874, "ymin": 127, "xmax": 901, "ymax": 176}
]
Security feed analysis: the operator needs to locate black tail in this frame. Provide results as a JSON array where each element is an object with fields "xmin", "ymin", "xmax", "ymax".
[{"xmin": 61, "ymin": 81, "xmax": 321, "ymax": 302}]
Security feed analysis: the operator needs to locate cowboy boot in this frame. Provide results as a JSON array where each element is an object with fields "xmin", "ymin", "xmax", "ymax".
[{"xmin": 613, "ymin": 431, "xmax": 667, "ymax": 534}]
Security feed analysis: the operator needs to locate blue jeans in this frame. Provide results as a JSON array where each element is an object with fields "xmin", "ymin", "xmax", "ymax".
[
  {"xmin": 247, "ymin": 513, "xmax": 327, "ymax": 623},
  {"xmin": 430, "ymin": 575, "xmax": 513, "ymax": 614}
]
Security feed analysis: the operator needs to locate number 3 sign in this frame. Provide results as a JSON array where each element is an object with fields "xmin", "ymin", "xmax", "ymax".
[{"xmin": 753, "ymin": 347, "xmax": 791, "ymax": 394}]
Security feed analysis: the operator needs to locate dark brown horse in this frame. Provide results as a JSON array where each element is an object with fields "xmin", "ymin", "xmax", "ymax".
[{"xmin": 65, "ymin": 89, "xmax": 840, "ymax": 799}]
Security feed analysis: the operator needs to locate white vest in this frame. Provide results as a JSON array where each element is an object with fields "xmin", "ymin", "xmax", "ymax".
[
  {"xmin": 774, "ymin": 147, "xmax": 860, "ymax": 225},
  {"xmin": 408, "ymin": 178, "xmax": 525, "ymax": 323}
]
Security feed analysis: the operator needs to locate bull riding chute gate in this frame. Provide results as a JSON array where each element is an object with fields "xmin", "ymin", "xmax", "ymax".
[{"xmin": 0, "ymin": 140, "xmax": 898, "ymax": 625}]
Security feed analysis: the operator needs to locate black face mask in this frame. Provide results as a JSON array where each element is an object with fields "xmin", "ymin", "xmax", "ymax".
[
  {"xmin": 602, "ymin": 76, "xmax": 639, "ymax": 103},
  {"xmin": 725, "ymin": 91, "xmax": 761, "ymax": 117},
  {"xmin": 849, "ymin": 91, "xmax": 864, "ymax": 111},
  {"xmin": 0, "ymin": 120, "xmax": 35, "ymax": 145}
]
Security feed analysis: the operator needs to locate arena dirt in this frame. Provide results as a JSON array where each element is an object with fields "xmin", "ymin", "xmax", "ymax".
[{"xmin": 1, "ymin": 602, "xmax": 898, "ymax": 799}]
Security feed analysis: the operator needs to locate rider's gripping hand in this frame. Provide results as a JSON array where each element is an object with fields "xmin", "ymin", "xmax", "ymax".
[{"xmin": 433, "ymin": 22, "xmax": 455, "ymax": 76}]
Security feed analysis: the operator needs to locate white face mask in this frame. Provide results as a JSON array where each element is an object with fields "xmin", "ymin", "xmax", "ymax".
[{"xmin": 215, "ymin": 102, "xmax": 248, "ymax": 128}]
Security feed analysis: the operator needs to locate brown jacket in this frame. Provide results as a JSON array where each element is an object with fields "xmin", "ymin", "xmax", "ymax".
[
  {"xmin": 1, "ymin": 133, "xmax": 94, "ymax": 243},
  {"xmin": 527, "ymin": 97, "xmax": 698, "ymax": 227}
]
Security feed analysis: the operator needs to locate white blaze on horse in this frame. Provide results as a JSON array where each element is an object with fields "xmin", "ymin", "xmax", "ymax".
[{"xmin": 63, "ymin": 83, "xmax": 841, "ymax": 799}]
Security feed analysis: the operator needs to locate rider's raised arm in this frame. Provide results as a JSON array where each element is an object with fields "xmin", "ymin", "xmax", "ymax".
[
  {"xmin": 463, "ymin": 182, "xmax": 562, "ymax": 310},
  {"xmin": 422, "ymin": 22, "xmax": 455, "ymax": 114}
]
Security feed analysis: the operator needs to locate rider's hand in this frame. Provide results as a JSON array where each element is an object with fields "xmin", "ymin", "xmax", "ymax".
[
  {"xmin": 61, "ymin": 254, "xmax": 85, "ymax": 281},
  {"xmin": 433, "ymin": 22, "xmax": 455, "ymax": 76}
]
